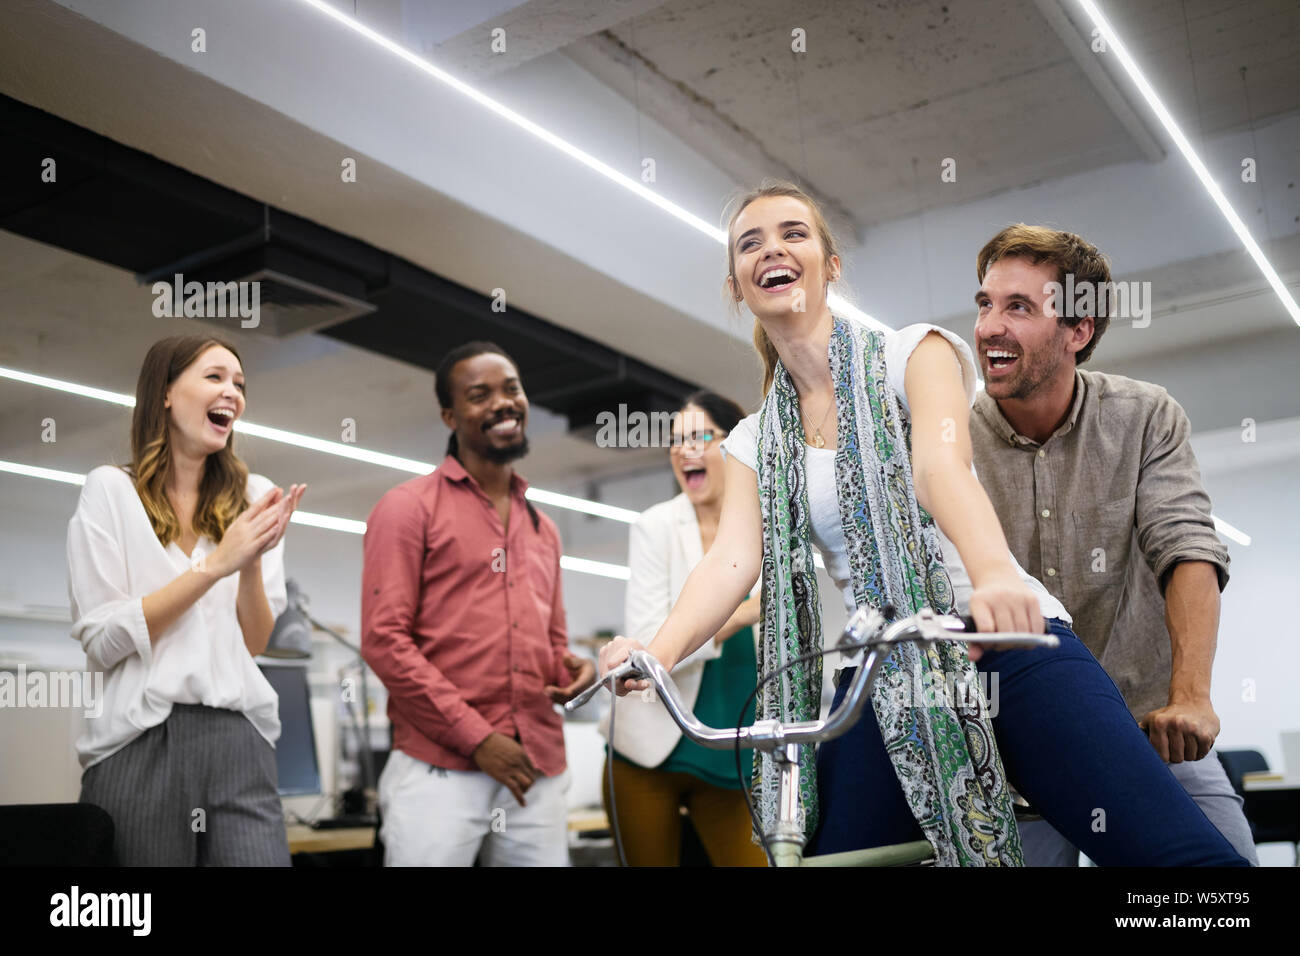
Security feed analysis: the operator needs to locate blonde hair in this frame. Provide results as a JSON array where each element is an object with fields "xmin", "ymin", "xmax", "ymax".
[
  {"xmin": 722, "ymin": 179, "xmax": 843, "ymax": 393},
  {"xmin": 129, "ymin": 335, "xmax": 250, "ymax": 547}
]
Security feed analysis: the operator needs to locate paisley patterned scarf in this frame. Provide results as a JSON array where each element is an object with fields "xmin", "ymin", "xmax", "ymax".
[{"xmin": 753, "ymin": 316, "xmax": 1022, "ymax": 866}]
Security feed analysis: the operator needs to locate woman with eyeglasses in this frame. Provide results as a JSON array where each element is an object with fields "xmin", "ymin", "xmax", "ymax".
[{"xmin": 599, "ymin": 391, "xmax": 767, "ymax": 866}]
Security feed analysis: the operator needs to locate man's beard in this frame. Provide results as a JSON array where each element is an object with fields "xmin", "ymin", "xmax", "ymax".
[
  {"xmin": 996, "ymin": 355, "xmax": 1055, "ymax": 400},
  {"xmin": 986, "ymin": 333, "xmax": 1065, "ymax": 400},
  {"xmin": 483, "ymin": 434, "xmax": 529, "ymax": 464}
]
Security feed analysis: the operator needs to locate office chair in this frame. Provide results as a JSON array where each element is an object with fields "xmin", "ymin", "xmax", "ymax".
[
  {"xmin": 1217, "ymin": 749, "xmax": 1300, "ymax": 865},
  {"xmin": 0, "ymin": 803, "xmax": 116, "ymax": 866}
]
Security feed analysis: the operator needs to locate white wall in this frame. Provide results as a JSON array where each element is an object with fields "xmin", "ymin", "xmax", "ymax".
[
  {"xmin": 1192, "ymin": 420, "xmax": 1300, "ymax": 769},
  {"xmin": 1194, "ymin": 425, "xmax": 1300, "ymax": 867}
]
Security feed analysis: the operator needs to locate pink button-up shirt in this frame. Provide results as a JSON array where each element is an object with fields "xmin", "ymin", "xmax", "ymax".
[{"xmin": 361, "ymin": 455, "xmax": 570, "ymax": 776}]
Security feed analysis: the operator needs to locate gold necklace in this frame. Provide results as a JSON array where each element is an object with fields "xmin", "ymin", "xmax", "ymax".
[{"xmin": 803, "ymin": 394, "xmax": 835, "ymax": 448}]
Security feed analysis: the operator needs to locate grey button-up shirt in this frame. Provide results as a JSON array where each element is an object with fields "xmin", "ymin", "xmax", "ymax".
[{"xmin": 970, "ymin": 369, "xmax": 1229, "ymax": 722}]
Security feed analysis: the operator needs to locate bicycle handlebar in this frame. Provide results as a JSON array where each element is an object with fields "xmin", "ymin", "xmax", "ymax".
[{"xmin": 566, "ymin": 607, "xmax": 1059, "ymax": 753}]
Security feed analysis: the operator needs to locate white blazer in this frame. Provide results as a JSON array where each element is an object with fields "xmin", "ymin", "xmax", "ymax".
[{"xmin": 601, "ymin": 493, "xmax": 736, "ymax": 768}]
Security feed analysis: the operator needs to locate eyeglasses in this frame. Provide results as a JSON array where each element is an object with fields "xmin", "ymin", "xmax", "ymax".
[{"xmin": 671, "ymin": 429, "xmax": 727, "ymax": 450}]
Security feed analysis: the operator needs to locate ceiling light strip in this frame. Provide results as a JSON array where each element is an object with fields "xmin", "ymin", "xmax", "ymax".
[
  {"xmin": 1077, "ymin": 0, "xmax": 1300, "ymax": 325},
  {"xmin": 1212, "ymin": 515, "xmax": 1251, "ymax": 547},
  {"xmin": 0, "ymin": 460, "xmax": 88, "ymax": 486},
  {"xmin": 0, "ymin": 366, "xmax": 637, "ymax": 523},
  {"xmin": 0, "ymin": 460, "xmax": 633, "ymax": 576},
  {"xmin": 0, "ymin": 367, "xmax": 136, "ymax": 407},
  {"xmin": 305, "ymin": 0, "xmax": 1297, "ymax": 329},
  {"xmin": 525, "ymin": 487, "xmax": 640, "ymax": 523},
  {"xmin": 289, "ymin": 510, "xmax": 368, "ymax": 535},
  {"xmin": 296, "ymin": 0, "xmax": 723, "ymax": 244},
  {"xmin": 560, "ymin": 555, "xmax": 632, "ymax": 581},
  {"xmin": 2, "ymin": 452, "xmax": 1252, "ymax": 554},
  {"xmin": 236, "ymin": 420, "xmax": 431, "ymax": 473},
  {"xmin": 295, "ymin": 0, "xmax": 891, "ymax": 334},
  {"xmin": 0, "ymin": 363, "xmax": 1253, "ymax": 543}
]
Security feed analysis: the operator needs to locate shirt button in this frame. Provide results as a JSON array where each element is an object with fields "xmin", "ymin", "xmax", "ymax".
[
  {"xmin": 1046, "ymin": 568, "xmax": 1057, "ymax": 577},
  {"xmin": 1038, "ymin": 450, "xmax": 1045, "ymax": 458},
  {"xmin": 1041, "ymin": 509, "xmax": 1051, "ymax": 518}
]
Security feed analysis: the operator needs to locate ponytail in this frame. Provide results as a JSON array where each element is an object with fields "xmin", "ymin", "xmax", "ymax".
[{"xmin": 754, "ymin": 320, "xmax": 781, "ymax": 395}]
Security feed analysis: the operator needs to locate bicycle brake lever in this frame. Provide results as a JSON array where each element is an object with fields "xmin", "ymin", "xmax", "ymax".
[
  {"xmin": 564, "ymin": 660, "xmax": 643, "ymax": 712},
  {"xmin": 836, "ymin": 605, "xmax": 886, "ymax": 653}
]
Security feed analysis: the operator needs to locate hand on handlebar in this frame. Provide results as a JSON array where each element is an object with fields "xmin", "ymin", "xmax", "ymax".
[
  {"xmin": 965, "ymin": 577, "xmax": 1044, "ymax": 662},
  {"xmin": 598, "ymin": 636, "xmax": 656, "ymax": 696}
]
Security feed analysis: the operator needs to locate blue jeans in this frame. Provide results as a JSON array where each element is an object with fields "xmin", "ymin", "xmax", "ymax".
[{"xmin": 806, "ymin": 618, "xmax": 1248, "ymax": 866}]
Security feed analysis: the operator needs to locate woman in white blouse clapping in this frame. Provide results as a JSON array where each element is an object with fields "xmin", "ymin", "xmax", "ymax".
[{"xmin": 68, "ymin": 334, "xmax": 305, "ymax": 866}]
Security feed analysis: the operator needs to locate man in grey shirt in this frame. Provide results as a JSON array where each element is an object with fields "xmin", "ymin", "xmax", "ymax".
[{"xmin": 966, "ymin": 224, "xmax": 1257, "ymax": 866}]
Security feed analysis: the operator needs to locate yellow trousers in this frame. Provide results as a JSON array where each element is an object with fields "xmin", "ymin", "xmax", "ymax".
[{"xmin": 601, "ymin": 757, "xmax": 768, "ymax": 867}]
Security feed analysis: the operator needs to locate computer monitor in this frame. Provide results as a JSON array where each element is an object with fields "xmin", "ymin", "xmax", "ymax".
[{"xmin": 259, "ymin": 662, "xmax": 322, "ymax": 797}]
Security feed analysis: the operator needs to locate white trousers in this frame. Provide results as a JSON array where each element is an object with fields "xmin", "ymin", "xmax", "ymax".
[{"xmin": 378, "ymin": 748, "xmax": 571, "ymax": 866}]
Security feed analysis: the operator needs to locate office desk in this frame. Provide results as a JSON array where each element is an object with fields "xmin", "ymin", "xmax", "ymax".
[
  {"xmin": 567, "ymin": 806, "xmax": 610, "ymax": 835},
  {"xmin": 285, "ymin": 813, "xmax": 616, "ymax": 865},
  {"xmin": 286, "ymin": 824, "xmax": 375, "ymax": 855},
  {"xmin": 1242, "ymin": 775, "xmax": 1300, "ymax": 792},
  {"xmin": 1241, "ymin": 775, "xmax": 1300, "ymax": 851}
]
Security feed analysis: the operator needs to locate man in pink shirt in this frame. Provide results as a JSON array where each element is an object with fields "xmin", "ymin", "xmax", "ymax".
[{"xmin": 362, "ymin": 341, "xmax": 596, "ymax": 866}]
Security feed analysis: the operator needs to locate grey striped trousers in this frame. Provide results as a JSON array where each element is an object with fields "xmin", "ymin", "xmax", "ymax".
[{"xmin": 79, "ymin": 703, "xmax": 291, "ymax": 866}]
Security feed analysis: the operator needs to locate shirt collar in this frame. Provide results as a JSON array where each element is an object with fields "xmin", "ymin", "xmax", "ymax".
[
  {"xmin": 438, "ymin": 454, "xmax": 530, "ymax": 497},
  {"xmin": 1059, "ymin": 369, "xmax": 1088, "ymax": 436},
  {"xmin": 974, "ymin": 369, "xmax": 1088, "ymax": 448}
]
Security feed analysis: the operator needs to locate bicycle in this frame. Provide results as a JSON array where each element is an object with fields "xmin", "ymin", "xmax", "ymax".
[{"xmin": 567, "ymin": 605, "xmax": 1059, "ymax": 867}]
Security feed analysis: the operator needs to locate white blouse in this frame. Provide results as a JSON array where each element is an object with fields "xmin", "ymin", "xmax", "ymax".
[
  {"xmin": 67, "ymin": 465, "xmax": 287, "ymax": 768},
  {"xmin": 721, "ymin": 322, "xmax": 1070, "ymax": 628}
]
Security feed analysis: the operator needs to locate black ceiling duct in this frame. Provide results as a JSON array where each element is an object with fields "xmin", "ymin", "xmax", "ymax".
[
  {"xmin": 0, "ymin": 93, "xmax": 699, "ymax": 435},
  {"xmin": 137, "ymin": 225, "xmax": 378, "ymax": 338}
]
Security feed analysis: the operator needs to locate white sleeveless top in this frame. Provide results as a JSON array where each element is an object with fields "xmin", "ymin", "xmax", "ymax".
[{"xmin": 720, "ymin": 322, "xmax": 1071, "ymax": 629}]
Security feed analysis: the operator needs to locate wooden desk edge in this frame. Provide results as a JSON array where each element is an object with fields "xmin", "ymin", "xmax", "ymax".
[{"xmin": 286, "ymin": 824, "xmax": 375, "ymax": 854}]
